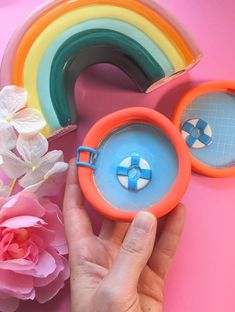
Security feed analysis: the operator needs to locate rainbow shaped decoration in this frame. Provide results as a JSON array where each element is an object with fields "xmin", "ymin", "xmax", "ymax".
[{"xmin": 0, "ymin": 0, "xmax": 201, "ymax": 138}]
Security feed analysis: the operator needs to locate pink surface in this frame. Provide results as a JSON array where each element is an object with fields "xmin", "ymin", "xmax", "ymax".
[
  {"xmin": 0, "ymin": 0, "xmax": 235, "ymax": 311},
  {"xmin": 0, "ymin": 0, "xmax": 57, "ymax": 86}
]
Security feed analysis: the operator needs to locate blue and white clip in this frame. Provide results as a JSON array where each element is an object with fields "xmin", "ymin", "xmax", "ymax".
[
  {"xmin": 116, "ymin": 155, "xmax": 152, "ymax": 191},
  {"xmin": 181, "ymin": 118, "xmax": 213, "ymax": 149}
]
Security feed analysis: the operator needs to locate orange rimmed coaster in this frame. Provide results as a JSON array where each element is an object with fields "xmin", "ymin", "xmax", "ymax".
[
  {"xmin": 77, "ymin": 107, "xmax": 191, "ymax": 222},
  {"xmin": 173, "ymin": 81, "xmax": 235, "ymax": 178}
]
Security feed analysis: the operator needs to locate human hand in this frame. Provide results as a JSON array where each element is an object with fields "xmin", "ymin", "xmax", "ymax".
[{"xmin": 63, "ymin": 159, "xmax": 185, "ymax": 312}]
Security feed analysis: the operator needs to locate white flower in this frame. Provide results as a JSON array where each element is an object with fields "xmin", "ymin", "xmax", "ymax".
[
  {"xmin": 0, "ymin": 86, "xmax": 46, "ymax": 143},
  {"xmin": 23, "ymin": 162, "xmax": 68, "ymax": 197},
  {"xmin": 0, "ymin": 122, "xmax": 17, "ymax": 152},
  {"xmin": 0, "ymin": 180, "xmax": 10, "ymax": 197},
  {"xmin": 1, "ymin": 133, "xmax": 68, "ymax": 195}
]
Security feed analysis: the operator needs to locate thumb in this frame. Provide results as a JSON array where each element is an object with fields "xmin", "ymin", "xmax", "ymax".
[{"xmin": 105, "ymin": 212, "xmax": 157, "ymax": 290}]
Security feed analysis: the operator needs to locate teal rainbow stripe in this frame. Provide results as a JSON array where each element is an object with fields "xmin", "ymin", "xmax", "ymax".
[
  {"xmin": 50, "ymin": 29, "xmax": 165, "ymax": 126},
  {"xmin": 38, "ymin": 19, "xmax": 174, "ymax": 130}
]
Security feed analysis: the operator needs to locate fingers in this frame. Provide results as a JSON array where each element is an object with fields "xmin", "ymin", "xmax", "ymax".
[
  {"xmin": 64, "ymin": 158, "xmax": 83, "ymax": 206},
  {"xmin": 103, "ymin": 212, "xmax": 157, "ymax": 291},
  {"xmin": 63, "ymin": 159, "xmax": 93, "ymax": 245},
  {"xmin": 99, "ymin": 219, "xmax": 129, "ymax": 245},
  {"xmin": 148, "ymin": 204, "xmax": 185, "ymax": 280}
]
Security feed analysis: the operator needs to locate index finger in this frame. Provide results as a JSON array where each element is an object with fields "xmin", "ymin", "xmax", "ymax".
[{"xmin": 63, "ymin": 158, "xmax": 93, "ymax": 243}]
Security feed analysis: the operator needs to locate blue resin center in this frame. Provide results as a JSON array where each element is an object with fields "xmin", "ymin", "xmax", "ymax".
[{"xmin": 93, "ymin": 124, "xmax": 178, "ymax": 211}]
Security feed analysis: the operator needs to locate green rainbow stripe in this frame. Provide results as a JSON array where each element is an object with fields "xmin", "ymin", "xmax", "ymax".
[
  {"xmin": 38, "ymin": 18, "xmax": 174, "ymax": 131},
  {"xmin": 50, "ymin": 29, "xmax": 165, "ymax": 126}
]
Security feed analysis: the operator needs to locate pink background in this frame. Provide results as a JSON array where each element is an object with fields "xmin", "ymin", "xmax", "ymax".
[{"xmin": 1, "ymin": 0, "xmax": 235, "ymax": 311}]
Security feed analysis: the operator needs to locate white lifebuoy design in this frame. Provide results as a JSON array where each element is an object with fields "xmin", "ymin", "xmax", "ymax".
[
  {"xmin": 116, "ymin": 155, "xmax": 152, "ymax": 191},
  {"xmin": 181, "ymin": 118, "xmax": 212, "ymax": 149}
]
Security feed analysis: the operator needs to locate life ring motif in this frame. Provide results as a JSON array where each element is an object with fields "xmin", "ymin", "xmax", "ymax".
[
  {"xmin": 181, "ymin": 118, "xmax": 213, "ymax": 149},
  {"xmin": 116, "ymin": 155, "xmax": 152, "ymax": 191}
]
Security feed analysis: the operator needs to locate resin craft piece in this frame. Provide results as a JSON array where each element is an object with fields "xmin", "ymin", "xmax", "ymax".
[
  {"xmin": 76, "ymin": 107, "xmax": 191, "ymax": 221},
  {"xmin": 0, "ymin": 0, "xmax": 201, "ymax": 138},
  {"xmin": 181, "ymin": 118, "xmax": 213, "ymax": 149},
  {"xmin": 173, "ymin": 81, "xmax": 235, "ymax": 178},
  {"xmin": 116, "ymin": 155, "xmax": 152, "ymax": 191}
]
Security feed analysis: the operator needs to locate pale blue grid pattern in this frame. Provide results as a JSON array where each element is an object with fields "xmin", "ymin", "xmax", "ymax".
[{"xmin": 181, "ymin": 92, "xmax": 235, "ymax": 168}]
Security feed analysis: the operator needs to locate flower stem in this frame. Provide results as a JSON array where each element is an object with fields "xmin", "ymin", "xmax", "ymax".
[{"xmin": 9, "ymin": 179, "xmax": 17, "ymax": 195}]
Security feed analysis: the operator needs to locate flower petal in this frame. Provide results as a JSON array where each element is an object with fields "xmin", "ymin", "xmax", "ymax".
[
  {"xmin": 0, "ymin": 86, "xmax": 27, "ymax": 118},
  {"xmin": 17, "ymin": 251, "xmax": 56, "ymax": 278},
  {"xmin": 35, "ymin": 275, "xmax": 66, "ymax": 304},
  {"xmin": 44, "ymin": 162, "xmax": 68, "ymax": 180},
  {"xmin": 0, "ymin": 269, "xmax": 33, "ymax": 298},
  {"xmin": 0, "ymin": 296, "xmax": 19, "ymax": 312},
  {"xmin": 18, "ymin": 151, "xmax": 65, "ymax": 188},
  {"xmin": 21, "ymin": 180, "xmax": 44, "ymax": 194},
  {"xmin": 14, "ymin": 289, "xmax": 35, "ymax": 301},
  {"xmin": 40, "ymin": 198, "xmax": 68, "ymax": 255},
  {"xmin": 23, "ymin": 162, "xmax": 68, "ymax": 197},
  {"xmin": 33, "ymin": 250, "xmax": 66, "ymax": 287},
  {"xmin": 17, "ymin": 133, "xmax": 48, "ymax": 163},
  {"xmin": 38, "ymin": 150, "xmax": 64, "ymax": 174},
  {"xmin": 41, "ymin": 162, "xmax": 68, "ymax": 197},
  {"xmin": 0, "ymin": 122, "xmax": 17, "ymax": 152},
  {"xmin": 0, "ymin": 216, "xmax": 46, "ymax": 228},
  {"xmin": 0, "ymin": 288, "xmax": 35, "ymax": 301},
  {"xmin": 29, "ymin": 227, "xmax": 54, "ymax": 251},
  {"xmin": 0, "ymin": 193, "xmax": 45, "ymax": 224},
  {"xmin": 0, "ymin": 259, "xmax": 34, "ymax": 272},
  {"xmin": 11, "ymin": 108, "xmax": 46, "ymax": 135},
  {"xmin": 35, "ymin": 258, "xmax": 69, "ymax": 304},
  {"xmin": 1, "ymin": 151, "xmax": 28, "ymax": 179},
  {"xmin": 18, "ymin": 169, "xmax": 44, "ymax": 189}
]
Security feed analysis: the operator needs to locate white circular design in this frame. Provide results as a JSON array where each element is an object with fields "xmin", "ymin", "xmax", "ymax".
[
  {"xmin": 117, "ymin": 156, "xmax": 151, "ymax": 191},
  {"xmin": 181, "ymin": 118, "xmax": 213, "ymax": 149}
]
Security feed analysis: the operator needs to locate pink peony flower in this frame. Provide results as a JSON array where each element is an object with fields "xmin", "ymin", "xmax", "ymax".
[{"xmin": 0, "ymin": 193, "xmax": 69, "ymax": 312}]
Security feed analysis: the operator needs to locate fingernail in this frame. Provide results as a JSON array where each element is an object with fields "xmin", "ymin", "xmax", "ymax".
[{"xmin": 133, "ymin": 211, "xmax": 156, "ymax": 233}]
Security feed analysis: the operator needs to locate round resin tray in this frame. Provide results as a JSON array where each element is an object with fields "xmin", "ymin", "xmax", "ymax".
[
  {"xmin": 77, "ymin": 107, "xmax": 191, "ymax": 221},
  {"xmin": 173, "ymin": 81, "xmax": 235, "ymax": 178}
]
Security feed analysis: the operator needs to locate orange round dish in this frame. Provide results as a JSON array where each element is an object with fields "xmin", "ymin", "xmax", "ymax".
[
  {"xmin": 173, "ymin": 81, "xmax": 235, "ymax": 177},
  {"xmin": 77, "ymin": 107, "xmax": 191, "ymax": 221}
]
